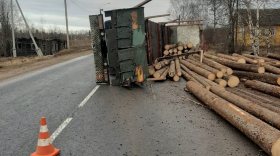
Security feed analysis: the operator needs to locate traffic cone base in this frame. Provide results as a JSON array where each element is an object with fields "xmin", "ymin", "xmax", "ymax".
[
  {"xmin": 31, "ymin": 117, "xmax": 60, "ymax": 156},
  {"xmin": 31, "ymin": 148, "xmax": 59, "ymax": 156}
]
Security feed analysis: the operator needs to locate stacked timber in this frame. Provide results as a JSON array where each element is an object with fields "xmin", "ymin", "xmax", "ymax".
[
  {"xmin": 150, "ymin": 51, "xmax": 280, "ymax": 156},
  {"xmin": 163, "ymin": 42, "xmax": 195, "ymax": 57}
]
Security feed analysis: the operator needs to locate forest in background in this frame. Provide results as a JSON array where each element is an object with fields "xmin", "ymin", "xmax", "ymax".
[
  {"xmin": 169, "ymin": 0, "xmax": 280, "ymax": 54},
  {"xmin": 0, "ymin": 0, "xmax": 90, "ymax": 57}
]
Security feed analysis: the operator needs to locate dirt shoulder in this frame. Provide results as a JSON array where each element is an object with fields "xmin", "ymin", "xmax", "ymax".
[{"xmin": 0, "ymin": 49, "xmax": 92, "ymax": 81}]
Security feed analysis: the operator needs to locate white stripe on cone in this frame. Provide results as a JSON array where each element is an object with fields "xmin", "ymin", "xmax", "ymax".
[
  {"xmin": 37, "ymin": 138, "xmax": 51, "ymax": 146},
  {"xmin": 39, "ymin": 125, "xmax": 48, "ymax": 133}
]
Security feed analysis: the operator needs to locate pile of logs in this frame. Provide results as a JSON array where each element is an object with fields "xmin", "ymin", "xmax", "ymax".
[
  {"xmin": 180, "ymin": 52, "xmax": 280, "ymax": 156},
  {"xmin": 163, "ymin": 42, "xmax": 194, "ymax": 56}
]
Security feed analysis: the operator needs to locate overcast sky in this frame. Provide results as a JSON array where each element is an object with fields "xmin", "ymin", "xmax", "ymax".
[{"xmin": 18, "ymin": 0, "xmax": 170, "ymax": 32}]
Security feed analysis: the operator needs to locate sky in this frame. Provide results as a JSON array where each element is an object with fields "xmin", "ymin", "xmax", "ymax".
[{"xmin": 18, "ymin": 0, "xmax": 171, "ymax": 32}]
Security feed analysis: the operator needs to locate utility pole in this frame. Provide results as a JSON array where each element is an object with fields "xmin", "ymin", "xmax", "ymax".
[
  {"xmin": 64, "ymin": 0, "xmax": 70, "ymax": 49},
  {"xmin": 15, "ymin": 0, "xmax": 43, "ymax": 56},
  {"xmin": 11, "ymin": 0, "xmax": 16, "ymax": 57}
]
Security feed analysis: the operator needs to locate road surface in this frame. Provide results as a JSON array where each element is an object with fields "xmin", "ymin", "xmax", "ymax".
[{"xmin": 0, "ymin": 54, "xmax": 266, "ymax": 156}]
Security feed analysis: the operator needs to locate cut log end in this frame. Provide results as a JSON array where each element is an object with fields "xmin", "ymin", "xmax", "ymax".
[
  {"xmin": 216, "ymin": 71, "xmax": 224, "ymax": 78},
  {"xmin": 237, "ymin": 58, "xmax": 246, "ymax": 64},
  {"xmin": 226, "ymin": 68, "xmax": 233, "ymax": 75},
  {"xmin": 208, "ymin": 73, "xmax": 216, "ymax": 81},
  {"xmin": 215, "ymin": 79, "xmax": 227, "ymax": 87},
  {"xmin": 258, "ymin": 67, "xmax": 265, "ymax": 74},
  {"xmin": 173, "ymin": 75, "xmax": 180, "ymax": 82},
  {"xmin": 277, "ymin": 78, "xmax": 280, "ymax": 86},
  {"xmin": 155, "ymin": 64, "xmax": 162, "ymax": 70},
  {"xmin": 227, "ymin": 76, "xmax": 240, "ymax": 88}
]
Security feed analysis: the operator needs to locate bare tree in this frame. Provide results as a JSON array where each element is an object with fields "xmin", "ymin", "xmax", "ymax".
[
  {"xmin": 169, "ymin": 0, "xmax": 207, "ymax": 21},
  {"xmin": 0, "ymin": 0, "xmax": 12, "ymax": 57}
]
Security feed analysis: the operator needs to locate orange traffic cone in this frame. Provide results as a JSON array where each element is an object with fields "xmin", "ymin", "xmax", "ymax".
[{"xmin": 31, "ymin": 117, "xmax": 60, "ymax": 156}]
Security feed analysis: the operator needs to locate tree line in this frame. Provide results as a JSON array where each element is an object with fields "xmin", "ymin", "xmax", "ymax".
[
  {"xmin": 169, "ymin": 0, "xmax": 279, "ymax": 54},
  {"xmin": 0, "ymin": 0, "xmax": 90, "ymax": 57}
]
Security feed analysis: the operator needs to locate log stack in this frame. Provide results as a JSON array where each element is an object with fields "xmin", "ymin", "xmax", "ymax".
[{"xmin": 150, "ymin": 49, "xmax": 280, "ymax": 156}]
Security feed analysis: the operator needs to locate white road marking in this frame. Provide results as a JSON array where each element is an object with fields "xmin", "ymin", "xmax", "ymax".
[
  {"xmin": 78, "ymin": 85, "xmax": 100, "ymax": 108},
  {"xmin": 50, "ymin": 85, "xmax": 99, "ymax": 142},
  {"xmin": 50, "ymin": 117, "xmax": 73, "ymax": 143}
]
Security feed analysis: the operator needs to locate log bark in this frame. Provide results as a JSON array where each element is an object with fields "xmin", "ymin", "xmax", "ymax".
[
  {"xmin": 233, "ymin": 71, "xmax": 280, "ymax": 86},
  {"xmin": 153, "ymin": 66, "xmax": 168, "ymax": 78},
  {"xmin": 210, "ymin": 85, "xmax": 280, "ymax": 130},
  {"xmin": 227, "ymin": 88, "xmax": 280, "ymax": 114},
  {"xmin": 180, "ymin": 59, "xmax": 216, "ymax": 80},
  {"xmin": 242, "ymin": 54, "xmax": 268, "ymax": 63},
  {"xmin": 268, "ymin": 53, "xmax": 280, "ymax": 61},
  {"xmin": 160, "ymin": 67, "xmax": 170, "ymax": 79},
  {"xmin": 186, "ymin": 81, "xmax": 280, "ymax": 155},
  {"xmin": 207, "ymin": 54, "xmax": 265, "ymax": 74},
  {"xmin": 181, "ymin": 64, "xmax": 211, "ymax": 90},
  {"xmin": 188, "ymin": 58, "xmax": 224, "ymax": 78},
  {"xmin": 168, "ymin": 61, "xmax": 176, "ymax": 77},
  {"xmin": 193, "ymin": 54, "xmax": 231, "ymax": 75},
  {"xmin": 217, "ymin": 53, "xmax": 246, "ymax": 64},
  {"xmin": 245, "ymin": 80, "xmax": 280, "ymax": 98},
  {"xmin": 175, "ymin": 58, "xmax": 182, "ymax": 76},
  {"xmin": 214, "ymin": 79, "xmax": 227, "ymax": 87},
  {"xmin": 232, "ymin": 53, "xmax": 258, "ymax": 64},
  {"xmin": 264, "ymin": 64, "xmax": 280, "ymax": 74}
]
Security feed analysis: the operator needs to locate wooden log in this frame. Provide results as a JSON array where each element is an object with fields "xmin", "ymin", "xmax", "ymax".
[
  {"xmin": 188, "ymin": 58, "xmax": 224, "ymax": 78},
  {"xmin": 214, "ymin": 79, "xmax": 227, "ymax": 87},
  {"xmin": 178, "ymin": 45, "xmax": 184, "ymax": 51},
  {"xmin": 268, "ymin": 53, "xmax": 280, "ymax": 61},
  {"xmin": 154, "ymin": 59, "xmax": 169, "ymax": 70},
  {"xmin": 173, "ymin": 74, "xmax": 180, "ymax": 82},
  {"xmin": 186, "ymin": 81, "xmax": 280, "ymax": 156},
  {"xmin": 245, "ymin": 80, "xmax": 280, "ymax": 98},
  {"xmin": 153, "ymin": 66, "xmax": 168, "ymax": 78},
  {"xmin": 227, "ymin": 88, "xmax": 280, "ymax": 114},
  {"xmin": 163, "ymin": 50, "xmax": 169, "ymax": 56},
  {"xmin": 206, "ymin": 54, "xmax": 265, "ymax": 73},
  {"xmin": 264, "ymin": 64, "xmax": 280, "ymax": 74},
  {"xmin": 168, "ymin": 61, "xmax": 176, "ymax": 77},
  {"xmin": 242, "ymin": 54, "xmax": 267, "ymax": 63},
  {"xmin": 232, "ymin": 53, "xmax": 258, "ymax": 64},
  {"xmin": 177, "ymin": 51, "xmax": 182, "ymax": 55},
  {"xmin": 181, "ymin": 64, "xmax": 211, "ymax": 90},
  {"xmin": 148, "ymin": 66, "xmax": 155, "ymax": 76},
  {"xmin": 223, "ymin": 75, "xmax": 239, "ymax": 88},
  {"xmin": 181, "ymin": 70, "xmax": 195, "ymax": 81},
  {"xmin": 233, "ymin": 71, "xmax": 280, "ymax": 86},
  {"xmin": 168, "ymin": 49, "xmax": 173, "ymax": 55},
  {"xmin": 193, "ymin": 54, "xmax": 231, "ymax": 75},
  {"xmin": 160, "ymin": 67, "xmax": 170, "ymax": 79},
  {"xmin": 175, "ymin": 58, "xmax": 182, "ymax": 76},
  {"xmin": 187, "ymin": 42, "xmax": 193, "ymax": 49},
  {"xmin": 217, "ymin": 53, "xmax": 246, "ymax": 64},
  {"xmin": 164, "ymin": 44, "xmax": 176, "ymax": 50},
  {"xmin": 173, "ymin": 48, "xmax": 178, "ymax": 53},
  {"xmin": 180, "ymin": 59, "xmax": 216, "ymax": 80},
  {"xmin": 210, "ymin": 85, "xmax": 280, "ymax": 130},
  {"xmin": 147, "ymin": 77, "xmax": 166, "ymax": 81}
]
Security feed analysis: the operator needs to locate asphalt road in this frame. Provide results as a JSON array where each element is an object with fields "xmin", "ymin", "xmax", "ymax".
[
  {"xmin": 0, "ymin": 54, "xmax": 265, "ymax": 156},
  {"xmin": 0, "ymin": 54, "xmax": 96, "ymax": 156}
]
